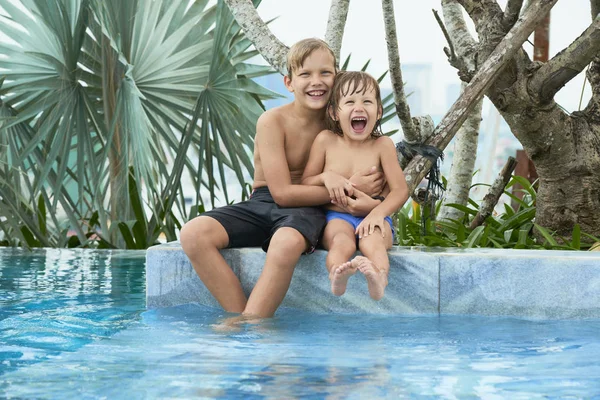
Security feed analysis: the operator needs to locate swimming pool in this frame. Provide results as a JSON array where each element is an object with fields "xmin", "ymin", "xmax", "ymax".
[{"xmin": 2, "ymin": 248, "xmax": 600, "ymax": 398}]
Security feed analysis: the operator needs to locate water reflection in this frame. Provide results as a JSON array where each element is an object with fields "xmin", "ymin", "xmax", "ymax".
[
  {"xmin": 2, "ymin": 250, "xmax": 600, "ymax": 398},
  {"xmin": 0, "ymin": 249, "xmax": 146, "ymax": 375}
]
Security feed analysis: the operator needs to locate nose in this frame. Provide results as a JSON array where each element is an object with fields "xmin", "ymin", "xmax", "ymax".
[{"xmin": 309, "ymin": 74, "xmax": 322, "ymax": 86}]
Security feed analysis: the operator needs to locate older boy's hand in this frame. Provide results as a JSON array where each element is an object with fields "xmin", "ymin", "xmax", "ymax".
[
  {"xmin": 349, "ymin": 166, "xmax": 385, "ymax": 196},
  {"xmin": 322, "ymin": 171, "xmax": 354, "ymax": 206},
  {"xmin": 335, "ymin": 189, "xmax": 379, "ymax": 217}
]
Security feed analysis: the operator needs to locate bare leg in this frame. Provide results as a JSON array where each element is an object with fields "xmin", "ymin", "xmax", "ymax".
[
  {"xmin": 356, "ymin": 223, "xmax": 393, "ymax": 301},
  {"xmin": 243, "ymin": 227, "xmax": 307, "ymax": 318},
  {"xmin": 180, "ymin": 216, "xmax": 247, "ymax": 313},
  {"xmin": 322, "ymin": 220, "xmax": 357, "ymax": 296}
]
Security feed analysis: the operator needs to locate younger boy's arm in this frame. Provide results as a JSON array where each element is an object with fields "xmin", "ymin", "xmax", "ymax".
[
  {"xmin": 349, "ymin": 166, "xmax": 386, "ymax": 197},
  {"xmin": 255, "ymin": 113, "xmax": 331, "ymax": 207},
  {"xmin": 355, "ymin": 137, "xmax": 409, "ymax": 238}
]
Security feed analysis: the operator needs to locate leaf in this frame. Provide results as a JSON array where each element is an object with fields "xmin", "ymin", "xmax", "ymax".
[
  {"xmin": 533, "ymin": 223, "xmax": 558, "ymax": 248},
  {"xmin": 571, "ymin": 224, "xmax": 581, "ymax": 250},
  {"xmin": 465, "ymin": 226, "xmax": 485, "ymax": 248}
]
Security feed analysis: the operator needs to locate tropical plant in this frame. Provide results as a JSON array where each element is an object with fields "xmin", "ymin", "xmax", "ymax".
[
  {"xmin": 394, "ymin": 176, "xmax": 600, "ymax": 250},
  {"xmin": 0, "ymin": 0, "xmax": 279, "ymax": 248},
  {"xmin": 224, "ymin": 0, "xmax": 600, "ymax": 240}
]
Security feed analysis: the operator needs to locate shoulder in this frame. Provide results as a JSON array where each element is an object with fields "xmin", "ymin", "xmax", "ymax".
[
  {"xmin": 257, "ymin": 107, "xmax": 285, "ymax": 129},
  {"xmin": 256, "ymin": 107, "xmax": 288, "ymax": 141},
  {"xmin": 374, "ymin": 135, "xmax": 395, "ymax": 149},
  {"xmin": 314, "ymin": 129, "xmax": 338, "ymax": 145}
]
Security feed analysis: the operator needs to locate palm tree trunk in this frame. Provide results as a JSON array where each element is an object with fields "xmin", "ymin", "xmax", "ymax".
[{"xmin": 102, "ymin": 37, "xmax": 127, "ymax": 244}]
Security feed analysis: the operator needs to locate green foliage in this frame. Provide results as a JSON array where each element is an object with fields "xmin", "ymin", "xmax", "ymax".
[
  {"xmin": 0, "ymin": 0, "xmax": 278, "ymax": 249},
  {"xmin": 394, "ymin": 176, "xmax": 598, "ymax": 250}
]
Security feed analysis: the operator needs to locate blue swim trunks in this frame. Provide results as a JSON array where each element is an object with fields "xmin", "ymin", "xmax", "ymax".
[{"xmin": 325, "ymin": 211, "xmax": 395, "ymax": 239}]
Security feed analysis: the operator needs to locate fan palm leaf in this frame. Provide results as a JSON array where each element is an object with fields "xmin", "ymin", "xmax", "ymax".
[{"xmin": 0, "ymin": 0, "xmax": 280, "ymax": 248}]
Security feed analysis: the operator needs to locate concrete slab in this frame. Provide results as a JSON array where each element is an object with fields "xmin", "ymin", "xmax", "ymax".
[{"xmin": 146, "ymin": 243, "xmax": 600, "ymax": 319}]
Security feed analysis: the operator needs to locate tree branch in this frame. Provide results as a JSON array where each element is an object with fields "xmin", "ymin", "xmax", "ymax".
[
  {"xmin": 469, "ymin": 156, "xmax": 518, "ymax": 229},
  {"xmin": 441, "ymin": 0, "xmax": 478, "ymax": 81},
  {"xmin": 438, "ymin": 82, "xmax": 483, "ymax": 222},
  {"xmin": 503, "ymin": 0, "xmax": 524, "ymax": 31},
  {"xmin": 403, "ymin": 0, "xmax": 559, "ymax": 193},
  {"xmin": 324, "ymin": 0, "xmax": 350, "ymax": 65},
  {"xmin": 433, "ymin": 8, "xmax": 456, "ymax": 62},
  {"xmin": 224, "ymin": 0, "xmax": 289, "ymax": 75},
  {"xmin": 456, "ymin": 0, "xmax": 506, "ymax": 59},
  {"xmin": 592, "ymin": 0, "xmax": 600, "ymax": 18},
  {"xmin": 529, "ymin": 15, "xmax": 600, "ymax": 104},
  {"xmin": 586, "ymin": 0, "xmax": 600, "ymax": 113},
  {"xmin": 381, "ymin": 0, "xmax": 418, "ymax": 143},
  {"xmin": 457, "ymin": 0, "xmax": 503, "ymax": 30}
]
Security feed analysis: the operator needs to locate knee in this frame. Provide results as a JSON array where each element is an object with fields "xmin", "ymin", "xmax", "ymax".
[
  {"xmin": 180, "ymin": 217, "xmax": 225, "ymax": 256},
  {"xmin": 358, "ymin": 237, "xmax": 386, "ymax": 255},
  {"xmin": 269, "ymin": 227, "xmax": 307, "ymax": 254},
  {"xmin": 331, "ymin": 234, "xmax": 356, "ymax": 253}
]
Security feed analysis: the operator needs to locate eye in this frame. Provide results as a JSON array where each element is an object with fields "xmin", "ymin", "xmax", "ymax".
[
  {"xmin": 299, "ymin": 72, "xmax": 309, "ymax": 77},
  {"xmin": 364, "ymin": 100, "xmax": 373, "ymax": 104},
  {"xmin": 345, "ymin": 100, "xmax": 354, "ymax": 105}
]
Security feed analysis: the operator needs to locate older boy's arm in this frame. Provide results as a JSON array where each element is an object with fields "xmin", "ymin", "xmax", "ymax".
[
  {"xmin": 339, "ymin": 189, "xmax": 381, "ymax": 217},
  {"xmin": 300, "ymin": 133, "xmax": 327, "ymax": 186},
  {"xmin": 256, "ymin": 114, "xmax": 330, "ymax": 207}
]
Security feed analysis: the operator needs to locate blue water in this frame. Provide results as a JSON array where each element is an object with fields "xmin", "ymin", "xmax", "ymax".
[{"xmin": 2, "ymin": 249, "xmax": 600, "ymax": 399}]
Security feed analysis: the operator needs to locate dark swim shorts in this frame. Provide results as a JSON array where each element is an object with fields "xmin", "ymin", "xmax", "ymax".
[{"xmin": 202, "ymin": 186, "xmax": 326, "ymax": 252}]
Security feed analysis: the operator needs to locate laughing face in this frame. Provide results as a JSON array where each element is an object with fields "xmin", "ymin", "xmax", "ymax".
[
  {"xmin": 284, "ymin": 48, "xmax": 336, "ymax": 111},
  {"xmin": 331, "ymin": 81, "xmax": 382, "ymax": 141}
]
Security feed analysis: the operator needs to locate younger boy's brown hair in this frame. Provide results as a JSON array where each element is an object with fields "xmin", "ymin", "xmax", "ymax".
[
  {"xmin": 327, "ymin": 71, "xmax": 383, "ymax": 139},
  {"xmin": 286, "ymin": 38, "xmax": 337, "ymax": 79}
]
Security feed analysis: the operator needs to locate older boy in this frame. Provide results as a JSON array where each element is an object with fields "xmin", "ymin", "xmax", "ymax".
[{"xmin": 180, "ymin": 39, "xmax": 384, "ymax": 318}]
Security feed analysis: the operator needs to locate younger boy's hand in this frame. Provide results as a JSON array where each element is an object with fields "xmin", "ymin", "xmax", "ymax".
[
  {"xmin": 349, "ymin": 166, "xmax": 385, "ymax": 196},
  {"xmin": 322, "ymin": 171, "xmax": 354, "ymax": 206},
  {"xmin": 356, "ymin": 212, "xmax": 386, "ymax": 239}
]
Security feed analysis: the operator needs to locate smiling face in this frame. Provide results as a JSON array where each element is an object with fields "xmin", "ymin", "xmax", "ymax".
[
  {"xmin": 328, "ymin": 72, "xmax": 383, "ymax": 141},
  {"xmin": 284, "ymin": 48, "xmax": 336, "ymax": 111}
]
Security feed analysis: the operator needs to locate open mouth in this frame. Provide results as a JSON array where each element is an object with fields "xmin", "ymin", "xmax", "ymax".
[
  {"xmin": 307, "ymin": 90, "xmax": 325, "ymax": 98},
  {"xmin": 351, "ymin": 117, "xmax": 367, "ymax": 133}
]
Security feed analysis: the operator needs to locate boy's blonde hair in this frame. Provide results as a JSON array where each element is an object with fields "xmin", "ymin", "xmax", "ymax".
[
  {"xmin": 286, "ymin": 38, "xmax": 336, "ymax": 79},
  {"xmin": 327, "ymin": 71, "xmax": 384, "ymax": 139}
]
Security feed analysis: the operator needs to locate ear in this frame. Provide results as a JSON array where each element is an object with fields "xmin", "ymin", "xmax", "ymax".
[
  {"xmin": 328, "ymin": 104, "xmax": 337, "ymax": 121},
  {"xmin": 283, "ymin": 75, "xmax": 294, "ymax": 93},
  {"xmin": 377, "ymin": 104, "xmax": 383, "ymax": 120}
]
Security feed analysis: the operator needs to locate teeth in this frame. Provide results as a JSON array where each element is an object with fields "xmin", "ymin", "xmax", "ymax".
[
  {"xmin": 308, "ymin": 91, "xmax": 324, "ymax": 96},
  {"xmin": 352, "ymin": 117, "xmax": 367, "ymax": 121}
]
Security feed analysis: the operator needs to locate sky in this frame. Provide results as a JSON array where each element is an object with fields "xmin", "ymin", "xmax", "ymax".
[{"xmin": 256, "ymin": 0, "xmax": 595, "ymax": 115}]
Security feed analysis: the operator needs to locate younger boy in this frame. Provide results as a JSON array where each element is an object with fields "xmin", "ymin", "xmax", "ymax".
[
  {"xmin": 302, "ymin": 71, "xmax": 409, "ymax": 300},
  {"xmin": 180, "ymin": 39, "xmax": 384, "ymax": 318}
]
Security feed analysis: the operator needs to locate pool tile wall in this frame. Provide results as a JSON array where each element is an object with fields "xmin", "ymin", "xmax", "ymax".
[{"xmin": 146, "ymin": 243, "xmax": 600, "ymax": 318}]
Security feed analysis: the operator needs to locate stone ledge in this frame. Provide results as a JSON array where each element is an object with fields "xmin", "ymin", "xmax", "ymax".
[{"xmin": 146, "ymin": 242, "xmax": 600, "ymax": 319}]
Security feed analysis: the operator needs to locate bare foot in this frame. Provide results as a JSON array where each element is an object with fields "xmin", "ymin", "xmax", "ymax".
[
  {"xmin": 353, "ymin": 256, "xmax": 388, "ymax": 301},
  {"xmin": 330, "ymin": 261, "xmax": 357, "ymax": 296},
  {"xmin": 211, "ymin": 314, "xmax": 264, "ymax": 332},
  {"xmin": 211, "ymin": 315, "xmax": 245, "ymax": 332}
]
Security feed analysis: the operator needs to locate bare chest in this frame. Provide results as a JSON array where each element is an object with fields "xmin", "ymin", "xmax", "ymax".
[
  {"xmin": 283, "ymin": 124, "xmax": 322, "ymax": 171},
  {"xmin": 324, "ymin": 144, "xmax": 381, "ymax": 178}
]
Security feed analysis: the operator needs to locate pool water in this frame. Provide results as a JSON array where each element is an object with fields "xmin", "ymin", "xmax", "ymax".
[{"xmin": 2, "ymin": 249, "xmax": 600, "ymax": 399}]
